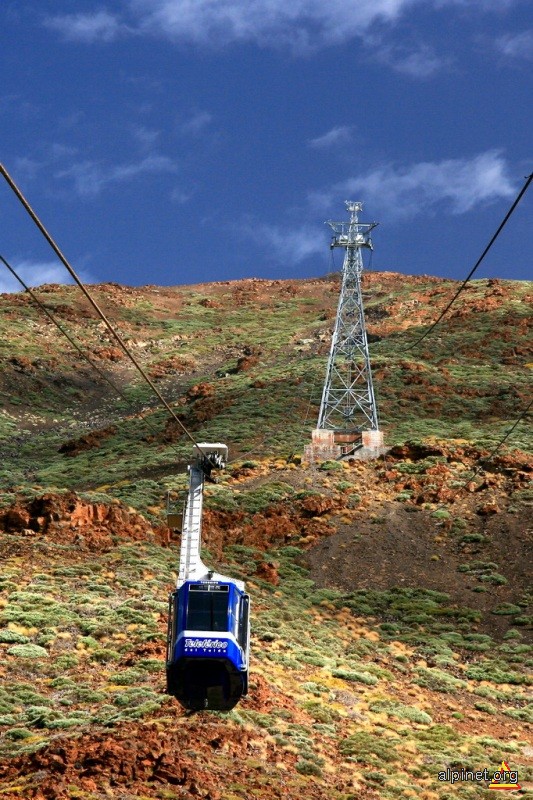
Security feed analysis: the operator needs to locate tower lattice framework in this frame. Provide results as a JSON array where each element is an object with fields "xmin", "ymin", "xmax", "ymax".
[{"xmin": 317, "ymin": 201, "xmax": 380, "ymax": 434}]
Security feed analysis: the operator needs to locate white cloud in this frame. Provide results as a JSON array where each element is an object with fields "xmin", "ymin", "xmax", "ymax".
[
  {"xmin": 495, "ymin": 30, "xmax": 533, "ymax": 61},
  {"xmin": 178, "ymin": 110, "xmax": 213, "ymax": 135},
  {"xmin": 12, "ymin": 144, "xmax": 78, "ymax": 182},
  {"xmin": 12, "ymin": 156, "xmax": 44, "ymax": 181},
  {"xmin": 0, "ymin": 260, "xmax": 96, "ymax": 294},
  {"xmin": 308, "ymin": 126, "xmax": 353, "ymax": 149},
  {"xmin": 171, "ymin": 187, "xmax": 193, "ymax": 203},
  {"xmin": 132, "ymin": 125, "xmax": 161, "ymax": 150},
  {"xmin": 249, "ymin": 223, "xmax": 326, "ymax": 265},
  {"xmin": 44, "ymin": 0, "xmax": 423, "ymax": 50},
  {"xmin": 373, "ymin": 43, "xmax": 451, "ymax": 77},
  {"xmin": 46, "ymin": 0, "xmax": 520, "ymax": 52},
  {"xmin": 44, "ymin": 10, "xmax": 124, "ymax": 43},
  {"xmin": 310, "ymin": 150, "xmax": 516, "ymax": 219},
  {"xmin": 55, "ymin": 154, "xmax": 179, "ymax": 196}
]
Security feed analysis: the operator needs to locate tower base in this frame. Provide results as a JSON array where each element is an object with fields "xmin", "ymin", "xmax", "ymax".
[
  {"xmin": 304, "ymin": 429, "xmax": 341, "ymax": 462},
  {"xmin": 362, "ymin": 430, "xmax": 384, "ymax": 449},
  {"xmin": 304, "ymin": 428, "xmax": 386, "ymax": 463}
]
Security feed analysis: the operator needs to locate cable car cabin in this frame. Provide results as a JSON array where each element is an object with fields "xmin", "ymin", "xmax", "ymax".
[{"xmin": 167, "ymin": 578, "xmax": 250, "ymax": 711}]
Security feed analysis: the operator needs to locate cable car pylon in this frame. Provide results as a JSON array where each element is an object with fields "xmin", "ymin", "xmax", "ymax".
[
  {"xmin": 166, "ymin": 444, "xmax": 250, "ymax": 711},
  {"xmin": 306, "ymin": 201, "xmax": 385, "ymax": 461}
]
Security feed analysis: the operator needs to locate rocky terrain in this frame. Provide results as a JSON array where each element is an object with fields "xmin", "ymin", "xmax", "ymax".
[{"xmin": 0, "ymin": 271, "xmax": 531, "ymax": 799}]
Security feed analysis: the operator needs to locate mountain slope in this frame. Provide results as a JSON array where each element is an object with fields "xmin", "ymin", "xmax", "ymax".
[{"xmin": 0, "ymin": 272, "xmax": 531, "ymax": 799}]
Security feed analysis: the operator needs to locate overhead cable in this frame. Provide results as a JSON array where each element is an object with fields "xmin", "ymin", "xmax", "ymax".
[
  {"xmin": 403, "ymin": 172, "xmax": 532, "ymax": 352},
  {"xmin": 418, "ymin": 395, "xmax": 532, "ymax": 510},
  {"xmin": 0, "ymin": 253, "xmax": 185, "ymax": 456},
  {"xmin": 473, "ymin": 395, "xmax": 533, "ymax": 476},
  {"xmin": 0, "ymin": 162, "xmax": 207, "ymax": 458}
]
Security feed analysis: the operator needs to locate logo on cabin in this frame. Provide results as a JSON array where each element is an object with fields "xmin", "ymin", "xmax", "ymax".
[
  {"xmin": 185, "ymin": 638, "xmax": 228, "ymax": 650},
  {"xmin": 488, "ymin": 762, "xmax": 521, "ymax": 791}
]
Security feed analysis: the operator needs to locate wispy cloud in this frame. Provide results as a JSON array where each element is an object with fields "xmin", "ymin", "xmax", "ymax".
[
  {"xmin": 12, "ymin": 156, "xmax": 44, "ymax": 182},
  {"xmin": 131, "ymin": 125, "xmax": 161, "ymax": 151},
  {"xmin": 308, "ymin": 125, "xmax": 353, "ymax": 149},
  {"xmin": 55, "ymin": 154, "xmax": 178, "ymax": 197},
  {"xmin": 495, "ymin": 30, "xmax": 533, "ymax": 61},
  {"xmin": 44, "ymin": 0, "xmax": 492, "ymax": 53},
  {"xmin": 0, "ymin": 259, "xmax": 96, "ymax": 294},
  {"xmin": 309, "ymin": 150, "xmax": 516, "ymax": 219},
  {"xmin": 44, "ymin": 10, "xmax": 124, "ymax": 43},
  {"xmin": 45, "ymin": 0, "xmax": 522, "ymax": 52},
  {"xmin": 178, "ymin": 110, "xmax": 213, "ymax": 135},
  {"xmin": 12, "ymin": 143, "xmax": 78, "ymax": 182},
  {"xmin": 170, "ymin": 187, "xmax": 193, "ymax": 204},
  {"xmin": 247, "ymin": 222, "xmax": 326, "ymax": 265},
  {"xmin": 372, "ymin": 43, "xmax": 451, "ymax": 77}
]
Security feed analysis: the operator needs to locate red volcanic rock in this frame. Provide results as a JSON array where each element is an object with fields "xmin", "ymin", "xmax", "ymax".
[
  {"xmin": 186, "ymin": 382, "xmax": 215, "ymax": 400},
  {"xmin": 235, "ymin": 355, "xmax": 259, "ymax": 372},
  {"xmin": 93, "ymin": 346, "xmax": 124, "ymax": 361},
  {"xmin": 58, "ymin": 426, "xmax": 117, "ymax": 456},
  {"xmin": 254, "ymin": 560, "xmax": 280, "ymax": 585},
  {"xmin": 300, "ymin": 494, "xmax": 337, "ymax": 517},
  {"xmin": 477, "ymin": 503, "xmax": 500, "ymax": 515},
  {"xmin": 0, "ymin": 506, "xmax": 31, "ymax": 532},
  {"xmin": 0, "ymin": 492, "xmax": 166, "ymax": 550}
]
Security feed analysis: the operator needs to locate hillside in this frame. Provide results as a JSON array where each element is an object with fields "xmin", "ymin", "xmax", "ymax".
[{"xmin": 0, "ymin": 271, "xmax": 532, "ymax": 799}]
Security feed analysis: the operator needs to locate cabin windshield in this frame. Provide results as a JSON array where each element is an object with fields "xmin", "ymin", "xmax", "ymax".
[{"xmin": 186, "ymin": 586, "xmax": 229, "ymax": 632}]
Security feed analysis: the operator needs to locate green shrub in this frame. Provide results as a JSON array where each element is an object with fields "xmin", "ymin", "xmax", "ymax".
[
  {"xmin": 4, "ymin": 728, "xmax": 33, "ymax": 740},
  {"xmin": 503, "ymin": 628, "xmax": 522, "ymax": 640},
  {"xmin": 8, "ymin": 644, "xmax": 49, "ymax": 659},
  {"xmin": 363, "ymin": 771, "xmax": 387, "ymax": 785},
  {"xmin": 332, "ymin": 668, "xmax": 378, "ymax": 685},
  {"xmin": 339, "ymin": 731, "xmax": 398, "ymax": 763},
  {"xmin": 465, "ymin": 662, "xmax": 530, "ymax": 685},
  {"xmin": 0, "ymin": 630, "xmax": 30, "ymax": 644},
  {"xmin": 492, "ymin": 604, "xmax": 522, "ymax": 615},
  {"xmin": 90, "ymin": 648, "xmax": 121, "ymax": 663},
  {"xmin": 112, "ymin": 687, "xmax": 161, "ymax": 708},
  {"xmin": 108, "ymin": 669, "xmax": 144, "ymax": 685},
  {"xmin": 0, "ymin": 714, "xmax": 18, "ymax": 725},
  {"xmin": 460, "ymin": 534, "xmax": 486, "ymax": 544},
  {"xmin": 480, "ymin": 573, "xmax": 508, "ymax": 586},
  {"xmin": 369, "ymin": 700, "xmax": 432, "ymax": 724},
  {"xmin": 336, "ymin": 481, "xmax": 352, "ymax": 491},
  {"xmin": 414, "ymin": 667, "xmax": 467, "ymax": 694},
  {"xmin": 301, "ymin": 701, "xmax": 340, "ymax": 723},
  {"xmin": 318, "ymin": 460, "xmax": 342, "ymax": 472},
  {"xmin": 474, "ymin": 701, "xmax": 497, "ymax": 715},
  {"xmin": 55, "ymin": 654, "xmax": 79, "ymax": 669},
  {"xmin": 295, "ymin": 759, "xmax": 322, "ymax": 776}
]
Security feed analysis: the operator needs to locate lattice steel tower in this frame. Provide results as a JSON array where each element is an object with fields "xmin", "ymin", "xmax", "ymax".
[{"xmin": 316, "ymin": 201, "xmax": 382, "ymax": 447}]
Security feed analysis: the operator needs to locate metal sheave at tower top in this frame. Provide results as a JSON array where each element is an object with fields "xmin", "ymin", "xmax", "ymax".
[{"xmin": 315, "ymin": 201, "xmax": 383, "ymax": 454}]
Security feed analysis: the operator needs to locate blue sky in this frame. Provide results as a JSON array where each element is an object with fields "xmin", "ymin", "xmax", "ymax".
[{"xmin": 1, "ymin": 0, "xmax": 531, "ymax": 291}]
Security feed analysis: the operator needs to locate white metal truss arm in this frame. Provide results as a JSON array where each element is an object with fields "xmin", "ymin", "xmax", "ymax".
[{"xmin": 178, "ymin": 464, "xmax": 208, "ymax": 588}]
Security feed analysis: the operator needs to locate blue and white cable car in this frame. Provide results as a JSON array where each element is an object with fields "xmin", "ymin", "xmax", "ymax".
[{"xmin": 166, "ymin": 444, "xmax": 251, "ymax": 711}]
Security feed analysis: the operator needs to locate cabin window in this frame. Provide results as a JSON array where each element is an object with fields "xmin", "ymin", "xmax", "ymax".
[{"xmin": 186, "ymin": 586, "xmax": 229, "ymax": 632}]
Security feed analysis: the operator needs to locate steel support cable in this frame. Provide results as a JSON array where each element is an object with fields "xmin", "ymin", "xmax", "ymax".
[
  {"xmin": 469, "ymin": 395, "xmax": 532, "ymax": 480},
  {"xmin": 403, "ymin": 172, "xmax": 533, "ymax": 352},
  {"xmin": 412, "ymin": 395, "xmax": 533, "ymax": 516},
  {"xmin": 0, "ymin": 162, "xmax": 208, "ymax": 459},
  {"xmin": 0, "ymin": 253, "xmax": 186, "ymax": 458}
]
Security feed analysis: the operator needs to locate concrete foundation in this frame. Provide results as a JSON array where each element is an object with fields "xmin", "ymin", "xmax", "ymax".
[
  {"xmin": 305, "ymin": 428, "xmax": 386, "ymax": 463},
  {"xmin": 304, "ymin": 429, "xmax": 341, "ymax": 462},
  {"xmin": 362, "ymin": 429, "xmax": 385, "ymax": 449}
]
